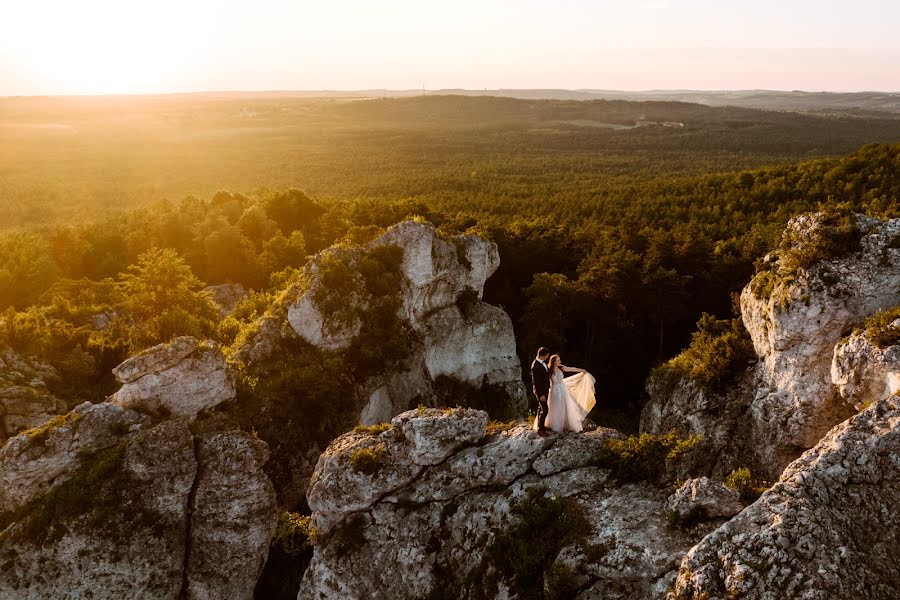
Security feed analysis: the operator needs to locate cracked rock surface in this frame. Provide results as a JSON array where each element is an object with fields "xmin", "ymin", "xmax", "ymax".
[
  {"xmin": 670, "ymin": 396, "xmax": 900, "ymax": 600},
  {"xmin": 300, "ymin": 408, "xmax": 709, "ymax": 600}
]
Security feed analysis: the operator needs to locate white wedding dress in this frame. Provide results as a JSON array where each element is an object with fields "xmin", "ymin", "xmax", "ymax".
[{"xmin": 542, "ymin": 369, "xmax": 596, "ymax": 433}]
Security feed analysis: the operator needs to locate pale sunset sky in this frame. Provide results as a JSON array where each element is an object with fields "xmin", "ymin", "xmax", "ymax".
[{"xmin": 1, "ymin": 0, "xmax": 898, "ymax": 95}]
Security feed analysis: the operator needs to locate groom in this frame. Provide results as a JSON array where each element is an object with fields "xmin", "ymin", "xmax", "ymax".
[{"xmin": 531, "ymin": 347, "xmax": 551, "ymax": 437}]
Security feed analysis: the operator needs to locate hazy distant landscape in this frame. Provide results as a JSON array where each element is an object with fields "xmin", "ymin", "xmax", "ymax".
[{"xmin": 3, "ymin": 92, "xmax": 900, "ymax": 228}]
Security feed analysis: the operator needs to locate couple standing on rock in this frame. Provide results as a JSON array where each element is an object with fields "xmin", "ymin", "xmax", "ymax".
[{"xmin": 531, "ymin": 346, "xmax": 596, "ymax": 436}]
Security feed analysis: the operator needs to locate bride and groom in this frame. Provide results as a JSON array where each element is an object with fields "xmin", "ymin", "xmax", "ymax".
[{"xmin": 531, "ymin": 347, "xmax": 596, "ymax": 436}]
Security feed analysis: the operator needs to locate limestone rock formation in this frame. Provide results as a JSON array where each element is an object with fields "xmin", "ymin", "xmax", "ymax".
[
  {"xmin": 204, "ymin": 283, "xmax": 248, "ymax": 316},
  {"xmin": 237, "ymin": 221, "xmax": 527, "ymax": 423},
  {"xmin": 644, "ymin": 212, "xmax": 900, "ymax": 478},
  {"xmin": 301, "ymin": 408, "xmax": 711, "ymax": 599},
  {"xmin": 0, "ymin": 420, "xmax": 196, "ymax": 600},
  {"xmin": 831, "ymin": 322, "xmax": 900, "ymax": 410},
  {"xmin": 0, "ymin": 346, "xmax": 69, "ymax": 442},
  {"xmin": 0, "ymin": 408, "xmax": 277, "ymax": 600},
  {"xmin": 186, "ymin": 431, "xmax": 278, "ymax": 600},
  {"xmin": 110, "ymin": 337, "xmax": 236, "ymax": 420},
  {"xmin": 671, "ymin": 396, "xmax": 900, "ymax": 600},
  {"xmin": 0, "ymin": 401, "xmax": 145, "ymax": 513},
  {"xmin": 665, "ymin": 477, "xmax": 743, "ymax": 522}
]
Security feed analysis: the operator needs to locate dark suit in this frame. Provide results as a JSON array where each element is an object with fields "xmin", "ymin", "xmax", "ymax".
[{"xmin": 531, "ymin": 359, "xmax": 551, "ymax": 431}]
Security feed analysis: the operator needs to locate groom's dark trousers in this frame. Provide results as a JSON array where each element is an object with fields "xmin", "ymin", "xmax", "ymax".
[{"xmin": 531, "ymin": 359, "xmax": 551, "ymax": 431}]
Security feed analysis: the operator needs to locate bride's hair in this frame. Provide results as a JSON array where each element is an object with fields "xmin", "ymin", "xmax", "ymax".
[{"xmin": 548, "ymin": 354, "xmax": 561, "ymax": 375}]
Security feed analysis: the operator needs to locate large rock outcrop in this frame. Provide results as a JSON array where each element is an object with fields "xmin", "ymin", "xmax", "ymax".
[
  {"xmin": 644, "ymin": 212, "xmax": 900, "ymax": 478},
  {"xmin": 110, "ymin": 337, "xmax": 236, "ymax": 420},
  {"xmin": 300, "ymin": 408, "xmax": 715, "ymax": 599},
  {"xmin": 237, "ymin": 221, "xmax": 527, "ymax": 423},
  {"xmin": 0, "ymin": 405, "xmax": 277, "ymax": 600},
  {"xmin": 0, "ymin": 346, "xmax": 69, "ymax": 442},
  {"xmin": 670, "ymin": 396, "xmax": 900, "ymax": 600}
]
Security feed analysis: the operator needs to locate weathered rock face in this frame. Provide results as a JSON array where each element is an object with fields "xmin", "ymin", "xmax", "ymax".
[
  {"xmin": 0, "ymin": 401, "xmax": 146, "ymax": 513},
  {"xmin": 204, "ymin": 283, "xmax": 248, "ymax": 316},
  {"xmin": 0, "ymin": 420, "xmax": 196, "ymax": 600},
  {"xmin": 831, "ymin": 323, "xmax": 900, "ymax": 410},
  {"xmin": 301, "ymin": 408, "xmax": 713, "ymax": 600},
  {"xmin": 110, "ymin": 337, "xmax": 236, "ymax": 420},
  {"xmin": 671, "ymin": 396, "xmax": 900, "ymax": 600},
  {"xmin": 644, "ymin": 213, "xmax": 900, "ymax": 478},
  {"xmin": 186, "ymin": 431, "xmax": 278, "ymax": 600},
  {"xmin": 0, "ymin": 408, "xmax": 277, "ymax": 600},
  {"xmin": 665, "ymin": 477, "xmax": 743, "ymax": 522},
  {"xmin": 240, "ymin": 221, "xmax": 527, "ymax": 424},
  {"xmin": 741, "ymin": 213, "xmax": 900, "ymax": 469},
  {"xmin": 0, "ymin": 346, "xmax": 69, "ymax": 442}
]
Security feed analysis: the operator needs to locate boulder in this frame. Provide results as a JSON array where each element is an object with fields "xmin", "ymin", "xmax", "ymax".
[
  {"xmin": 671, "ymin": 396, "xmax": 900, "ymax": 600},
  {"xmin": 665, "ymin": 477, "xmax": 743, "ymax": 522},
  {"xmin": 204, "ymin": 283, "xmax": 248, "ymax": 316},
  {"xmin": 110, "ymin": 337, "xmax": 235, "ymax": 420},
  {"xmin": 831, "ymin": 324, "xmax": 900, "ymax": 410},
  {"xmin": 740, "ymin": 213, "xmax": 900, "ymax": 470},
  {"xmin": 301, "ymin": 409, "xmax": 715, "ymax": 599},
  {"xmin": 186, "ymin": 431, "xmax": 278, "ymax": 600}
]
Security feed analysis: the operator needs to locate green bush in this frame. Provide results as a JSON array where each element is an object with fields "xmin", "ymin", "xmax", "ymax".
[
  {"xmin": 353, "ymin": 422, "xmax": 392, "ymax": 435},
  {"xmin": 862, "ymin": 306, "xmax": 900, "ymax": 348},
  {"xmin": 273, "ymin": 512, "xmax": 318, "ymax": 557},
  {"xmin": 724, "ymin": 467, "xmax": 768, "ymax": 503},
  {"xmin": 483, "ymin": 488, "xmax": 591, "ymax": 599},
  {"xmin": 594, "ymin": 430, "xmax": 701, "ymax": 484},
  {"xmin": 651, "ymin": 314, "xmax": 754, "ymax": 391},
  {"xmin": 349, "ymin": 445, "xmax": 386, "ymax": 474}
]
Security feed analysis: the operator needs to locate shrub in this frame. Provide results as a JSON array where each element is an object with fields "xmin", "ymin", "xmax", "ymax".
[
  {"xmin": 779, "ymin": 207, "xmax": 861, "ymax": 273},
  {"xmin": 349, "ymin": 445, "xmax": 386, "ymax": 474},
  {"xmin": 21, "ymin": 411, "xmax": 83, "ymax": 447},
  {"xmin": 651, "ymin": 314, "xmax": 754, "ymax": 391},
  {"xmin": 862, "ymin": 306, "xmax": 900, "ymax": 348},
  {"xmin": 0, "ymin": 445, "xmax": 136, "ymax": 545},
  {"xmin": 724, "ymin": 467, "xmax": 768, "ymax": 503},
  {"xmin": 273, "ymin": 512, "xmax": 318, "ymax": 557},
  {"xmin": 594, "ymin": 430, "xmax": 701, "ymax": 484},
  {"xmin": 484, "ymin": 488, "xmax": 591, "ymax": 599},
  {"xmin": 353, "ymin": 422, "xmax": 392, "ymax": 435}
]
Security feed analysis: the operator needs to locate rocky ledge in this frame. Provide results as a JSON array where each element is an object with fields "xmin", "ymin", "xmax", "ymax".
[
  {"xmin": 671, "ymin": 395, "xmax": 900, "ymax": 600},
  {"xmin": 300, "ymin": 408, "xmax": 721, "ymax": 600}
]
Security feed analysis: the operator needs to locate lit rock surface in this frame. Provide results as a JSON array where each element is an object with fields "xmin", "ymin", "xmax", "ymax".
[
  {"xmin": 645, "ymin": 213, "xmax": 900, "ymax": 478},
  {"xmin": 831, "ymin": 324, "xmax": 900, "ymax": 410},
  {"xmin": 0, "ymin": 421, "xmax": 196, "ymax": 600},
  {"xmin": 0, "ymin": 418, "xmax": 277, "ymax": 600},
  {"xmin": 670, "ymin": 396, "xmax": 900, "ymax": 600},
  {"xmin": 300, "ymin": 408, "xmax": 709, "ymax": 599},
  {"xmin": 239, "ymin": 220, "xmax": 527, "ymax": 423},
  {"xmin": 110, "ymin": 337, "xmax": 235, "ymax": 420},
  {"xmin": 665, "ymin": 477, "xmax": 744, "ymax": 521},
  {"xmin": 186, "ymin": 431, "xmax": 278, "ymax": 600}
]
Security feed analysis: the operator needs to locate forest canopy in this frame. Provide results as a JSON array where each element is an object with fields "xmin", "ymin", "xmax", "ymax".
[{"xmin": 2, "ymin": 134, "xmax": 898, "ymax": 419}]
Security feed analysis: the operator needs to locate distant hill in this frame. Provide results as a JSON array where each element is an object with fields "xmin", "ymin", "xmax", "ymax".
[{"xmin": 78, "ymin": 89, "xmax": 899, "ymax": 115}]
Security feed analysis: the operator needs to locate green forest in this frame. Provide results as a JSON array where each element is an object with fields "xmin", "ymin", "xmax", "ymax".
[{"xmin": 2, "ymin": 95, "xmax": 900, "ymax": 425}]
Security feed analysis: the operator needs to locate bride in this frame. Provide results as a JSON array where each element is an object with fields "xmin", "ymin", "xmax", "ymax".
[{"xmin": 540, "ymin": 354, "xmax": 596, "ymax": 433}]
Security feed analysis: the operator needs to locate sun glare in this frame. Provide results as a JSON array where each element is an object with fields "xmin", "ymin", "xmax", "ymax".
[{"xmin": 1, "ymin": 0, "xmax": 211, "ymax": 94}]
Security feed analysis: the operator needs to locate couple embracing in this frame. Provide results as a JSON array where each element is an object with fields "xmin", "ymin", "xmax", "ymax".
[{"xmin": 531, "ymin": 347, "xmax": 596, "ymax": 437}]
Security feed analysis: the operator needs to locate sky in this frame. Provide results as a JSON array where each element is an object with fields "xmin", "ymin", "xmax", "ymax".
[{"xmin": 1, "ymin": 0, "xmax": 899, "ymax": 95}]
